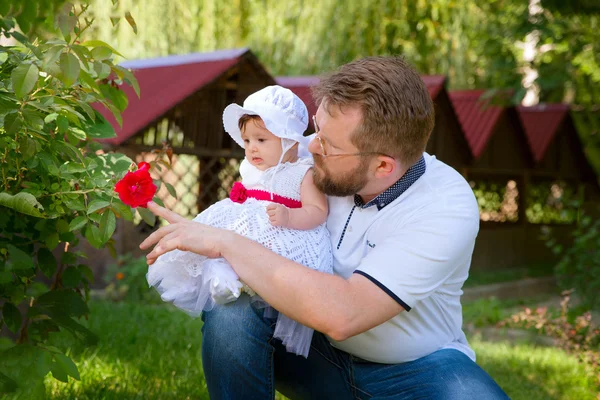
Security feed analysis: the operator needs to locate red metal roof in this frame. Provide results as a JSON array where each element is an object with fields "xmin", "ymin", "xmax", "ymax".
[
  {"xmin": 448, "ymin": 90, "xmax": 505, "ymax": 158},
  {"xmin": 98, "ymin": 49, "xmax": 249, "ymax": 145},
  {"xmin": 420, "ymin": 75, "xmax": 447, "ymax": 100},
  {"xmin": 276, "ymin": 75, "xmax": 447, "ymax": 131},
  {"xmin": 516, "ymin": 104, "xmax": 569, "ymax": 163}
]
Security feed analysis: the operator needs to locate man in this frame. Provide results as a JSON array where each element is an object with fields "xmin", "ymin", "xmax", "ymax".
[{"xmin": 141, "ymin": 56, "xmax": 509, "ymax": 399}]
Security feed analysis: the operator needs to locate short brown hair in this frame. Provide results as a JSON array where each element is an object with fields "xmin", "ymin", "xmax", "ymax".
[
  {"xmin": 312, "ymin": 56, "xmax": 434, "ymax": 165},
  {"xmin": 238, "ymin": 114, "xmax": 262, "ymax": 131}
]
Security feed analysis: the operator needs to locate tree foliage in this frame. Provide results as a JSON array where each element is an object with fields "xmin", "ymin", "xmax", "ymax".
[{"xmin": 81, "ymin": 0, "xmax": 600, "ymax": 173}]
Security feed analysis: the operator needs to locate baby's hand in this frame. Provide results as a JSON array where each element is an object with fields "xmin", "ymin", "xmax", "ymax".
[{"xmin": 266, "ymin": 204, "xmax": 290, "ymax": 227}]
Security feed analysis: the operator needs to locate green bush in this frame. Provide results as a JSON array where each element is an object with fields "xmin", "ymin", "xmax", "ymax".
[
  {"xmin": 0, "ymin": 3, "xmax": 147, "ymax": 396},
  {"xmin": 545, "ymin": 215, "xmax": 600, "ymax": 310}
]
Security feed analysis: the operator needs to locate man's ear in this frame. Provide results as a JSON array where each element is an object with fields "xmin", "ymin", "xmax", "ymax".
[{"xmin": 373, "ymin": 156, "xmax": 397, "ymax": 178}]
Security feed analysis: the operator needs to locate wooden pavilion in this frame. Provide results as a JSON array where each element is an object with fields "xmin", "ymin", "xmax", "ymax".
[{"xmin": 449, "ymin": 90, "xmax": 537, "ymax": 270}]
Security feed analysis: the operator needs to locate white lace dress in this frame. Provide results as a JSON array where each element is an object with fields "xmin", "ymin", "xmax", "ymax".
[{"xmin": 147, "ymin": 157, "xmax": 333, "ymax": 357}]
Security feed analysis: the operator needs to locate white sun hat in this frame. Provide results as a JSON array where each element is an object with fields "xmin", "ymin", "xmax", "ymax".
[{"xmin": 222, "ymin": 85, "xmax": 310, "ymax": 157}]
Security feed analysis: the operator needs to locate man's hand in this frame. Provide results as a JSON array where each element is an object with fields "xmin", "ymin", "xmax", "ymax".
[
  {"xmin": 139, "ymin": 202, "xmax": 231, "ymax": 264},
  {"xmin": 266, "ymin": 203, "xmax": 290, "ymax": 227}
]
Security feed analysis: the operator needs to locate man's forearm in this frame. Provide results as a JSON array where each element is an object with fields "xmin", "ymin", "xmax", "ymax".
[{"xmin": 220, "ymin": 232, "xmax": 353, "ymax": 339}]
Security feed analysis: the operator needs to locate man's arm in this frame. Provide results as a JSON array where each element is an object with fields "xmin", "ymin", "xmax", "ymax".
[
  {"xmin": 220, "ymin": 233, "xmax": 404, "ymax": 341},
  {"xmin": 141, "ymin": 201, "xmax": 478, "ymax": 341}
]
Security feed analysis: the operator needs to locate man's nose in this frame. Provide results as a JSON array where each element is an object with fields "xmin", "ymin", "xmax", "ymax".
[{"xmin": 307, "ymin": 135, "xmax": 320, "ymax": 155}]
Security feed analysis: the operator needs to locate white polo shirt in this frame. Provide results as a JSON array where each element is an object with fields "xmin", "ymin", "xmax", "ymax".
[{"xmin": 327, "ymin": 152, "xmax": 478, "ymax": 364}]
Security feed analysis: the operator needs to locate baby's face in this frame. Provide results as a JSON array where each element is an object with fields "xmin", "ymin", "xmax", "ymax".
[{"xmin": 241, "ymin": 119, "xmax": 283, "ymax": 171}]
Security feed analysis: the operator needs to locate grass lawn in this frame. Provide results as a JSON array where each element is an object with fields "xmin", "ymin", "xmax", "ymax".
[{"xmin": 42, "ymin": 300, "xmax": 598, "ymax": 399}]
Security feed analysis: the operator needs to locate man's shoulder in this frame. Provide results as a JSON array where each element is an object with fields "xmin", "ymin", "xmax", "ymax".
[
  {"xmin": 422, "ymin": 153, "xmax": 469, "ymax": 188},
  {"xmin": 378, "ymin": 155, "xmax": 478, "ymax": 228}
]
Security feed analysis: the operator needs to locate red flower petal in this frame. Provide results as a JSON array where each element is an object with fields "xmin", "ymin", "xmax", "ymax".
[{"xmin": 114, "ymin": 166, "xmax": 157, "ymax": 208}]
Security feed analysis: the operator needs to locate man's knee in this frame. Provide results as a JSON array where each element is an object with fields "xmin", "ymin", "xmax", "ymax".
[
  {"xmin": 201, "ymin": 294, "xmax": 274, "ymax": 360},
  {"xmin": 425, "ymin": 349, "xmax": 509, "ymax": 400}
]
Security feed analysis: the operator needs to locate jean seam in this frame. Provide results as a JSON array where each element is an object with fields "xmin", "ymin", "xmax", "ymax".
[
  {"xmin": 310, "ymin": 344, "xmax": 371, "ymax": 398},
  {"xmin": 348, "ymin": 357, "xmax": 372, "ymax": 399},
  {"xmin": 268, "ymin": 337, "xmax": 275, "ymax": 400}
]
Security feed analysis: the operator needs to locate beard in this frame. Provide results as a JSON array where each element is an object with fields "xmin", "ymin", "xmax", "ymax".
[{"xmin": 313, "ymin": 155, "xmax": 370, "ymax": 197}]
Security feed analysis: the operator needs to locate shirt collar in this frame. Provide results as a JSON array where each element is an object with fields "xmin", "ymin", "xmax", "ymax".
[{"xmin": 354, "ymin": 155, "xmax": 426, "ymax": 211}]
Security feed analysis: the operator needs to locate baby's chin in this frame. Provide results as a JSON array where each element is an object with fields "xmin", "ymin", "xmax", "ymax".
[{"xmin": 249, "ymin": 158, "xmax": 275, "ymax": 171}]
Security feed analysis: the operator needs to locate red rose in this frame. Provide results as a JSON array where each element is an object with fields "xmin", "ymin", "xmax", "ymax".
[
  {"xmin": 229, "ymin": 182, "xmax": 247, "ymax": 203},
  {"xmin": 114, "ymin": 162, "xmax": 157, "ymax": 208}
]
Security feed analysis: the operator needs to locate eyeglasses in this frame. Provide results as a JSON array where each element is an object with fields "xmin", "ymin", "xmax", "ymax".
[{"xmin": 312, "ymin": 115, "xmax": 393, "ymax": 159}]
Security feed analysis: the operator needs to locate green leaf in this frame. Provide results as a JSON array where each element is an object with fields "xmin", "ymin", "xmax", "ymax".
[
  {"xmin": 81, "ymin": 40, "xmax": 124, "ymax": 58},
  {"xmin": 78, "ymin": 69, "xmax": 100, "ymax": 92},
  {"xmin": 85, "ymin": 224, "xmax": 102, "ymax": 249},
  {"xmin": 54, "ymin": 353, "xmax": 80, "ymax": 380},
  {"xmin": 93, "ymin": 61, "xmax": 111, "ymax": 80},
  {"xmin": 61, "ymin": 252, "xmax": 77, "ymax": 265},
  {"xmin": 164, "ymin": 182, "xmax": 177, "ymax": 198},
  {"xmin": 87, "ymin": 200, "xmax": 110, "ymax": 214},
  {"xmin": 51, "ymin": 360, "xmax": 69, "ymax": 383},
  {"xmin": 104, "ymin": 153, "xmax": 134, "ymax": 173},
  {"xmin": 62, "ymin": 267, "xmax": 81, "ymax": 288},
  {"xmin": 37, "ymin": 248, "xmax": 57, "ymax": 278},
  {"xmin": 78, "ymin": 265, "xmax": 95, "ymax": 284},
  {"xmin": 68, "ymin": 127, "xmax": 87, "ymax": 141},
  {"xmin": 76, "ymin": 100, "xmax": 96, "ymax": 121},
  {"xmin": 86, "ymin": 111, "xmax": 117, "ymax": 138},
  {"xmin": 36, "ymin": 290, "xmax": 88, "ymax": 318},
  {"xmin": 0, "ymin": 192, "xmax": 44, "ymax": 217},
  {"xmin": 69, "ymin": 216, "xmax": 87, "ymax": 231},
  {"xmin": 91, "ymin": 46, "xmax": 112, "ymax": 61},
  {"xmin": 57, "ymin": 114, "xmax": 69, "ymax": 133},
  {"xmin": 114, "ymin": 65, "xmax": 140, "ymax": 97},
  {"xmin": 42, "ymin": 45, "xmax": 64, "ymax": 69},
  {"xmin": 112, "ymin": 201, "xmax": 134, "ymax": 221},
  {"xmin": 69, "ymin": 44, "xmax": 91, "ymax": 70},
  {"xmin": 99, "ymin": 210, "xmax": 116, "ymax": 243},
  {"xmin": 100, "ymin": 84, "xmax": 128, "ymax": 113},
  {"xmin": 44, "ymin": 113, "xmax": 58, "ymax": 123},
  {"xmin": 152, "ymin": 196, "xmax": 164, "ymax": 207},
  {"xmin": 4, "ymin": 113, "xmax": 22, "ymax": 135},
  {"xmin": 22, "ymin": 108, "xmax": 44, "ymax": 129},
  {"xmin": 0, "ymin": 271, "xmax": 14, "ymax": 285},
  {"xmin": 45, "ymin": 233, "xmax": 60, "ymax": 250},
  {"xmin": 138, "ymin": 207, "xmax": 156, "ymax": 227},
  {"xmin": 125, "ymin": 11, "xmax": 138, "ymax": 34},
  {"xmin": 18, "ymin": 136, "xmax": 37, "ymax": 161},
  {"xmin": 48, "ymin": 313, "xmax": 98, "ymax": 345},
  {"xmin": 2, "ymin": 303, "xmax": 21, "ymax": 334},
  {"xmin": 102, "ymin": 100, "xmax": 123, "ymax": 126},
  {"xmin": 0, "ymin": 93, "xmax": 19, "ymax": 113},
  {"xmin": 56, "ymin": 219, "xmax": 70, "ymax": 234},
  {"xmin": 0, "ymin": 371, "xmax": 18, "ymax": 393},
  {"xmin": 59, "ymin": 53, "xmax": 80, "ymax": 87},
  {"xmin": 57, "ymin": 4, "xmax": 77, "ymax": 39},
  {"xmin": 0, "ymin": 53, "xmax": 8, "ymax": 65},
  {"xmin": 6, "ymin": 245, "xmax": 34, "ymax": 270},
  {"xmin": 11, "ymin": 63, "xmax": 39, "ymax": 99}
]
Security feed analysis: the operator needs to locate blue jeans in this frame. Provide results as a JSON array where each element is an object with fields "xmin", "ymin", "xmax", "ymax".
[{"xmin": 201, "ymin": 295, "xmax": 510, "ymax": 400}]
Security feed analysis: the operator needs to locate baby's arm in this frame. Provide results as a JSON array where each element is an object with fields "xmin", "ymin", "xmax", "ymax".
[{"xmin": 267, "ymin": 169, "xmax": 327, "ymax": 230}]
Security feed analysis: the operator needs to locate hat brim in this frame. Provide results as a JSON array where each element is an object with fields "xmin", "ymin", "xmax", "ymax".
[{"xmin": 222, "ymin": 104, "xmax": 259, "ymax": 149}]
